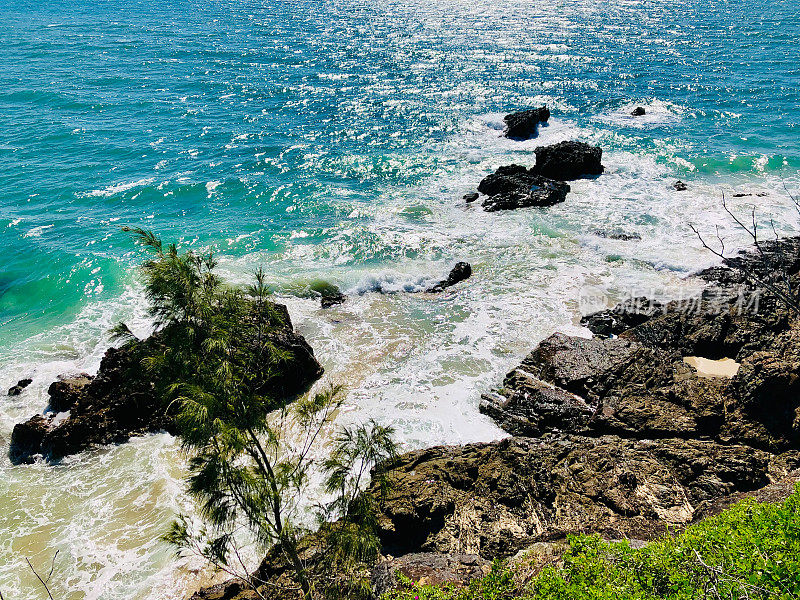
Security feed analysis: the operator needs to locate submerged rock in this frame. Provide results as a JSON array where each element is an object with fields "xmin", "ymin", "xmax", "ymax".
[
  {"xmin": 9, "ymin": 303, "xmax": 323, "ymax": 464},
  {"xmin": 503, "ymin": 107, "xmax": 550, "ymax": 140},
  {"xmin": 7, "ymin": 378, "xmax": 33, "ymax": 396},
  {"xmin": 532, "ymin": 141, "xmax": 604, "ymax": 180},
  {"xmin": 463, "ymin": 192, "xmax": 479, "ymax": 203},
  {"xmin": 427, "ymin": 262, "xmax": 472, "ymax": 292},
  {"xmin": 674, "ymin": 180, "xmax": 688, "ymax": 191},
  {"xmin": 593, "ymin": 229, "xmax": 642, "ymax": 241},
  {"xmin": 477, "ymin": 165, "xmax": 570, "ymax": 212},
  {"xmin": 631, "ymin": 106, "xmax": 646, "ymax": 116},
  {"xmin": 320, "ymin": 287, "xmax": 346, "ymax": 309}
]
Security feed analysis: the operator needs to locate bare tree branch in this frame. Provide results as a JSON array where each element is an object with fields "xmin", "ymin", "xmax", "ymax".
[{"xmin": 25, "ymin": 550, "xmax": 59, "ymax": 600}]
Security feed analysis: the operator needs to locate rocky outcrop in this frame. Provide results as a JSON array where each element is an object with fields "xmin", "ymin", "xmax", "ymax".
[
  {"xmin": 674, "ymin": 180, "xmax": 688, "ymax": 191},
  {"xmin": 476, "ymin": 165, "xmax": 570, "ymax": 212},
  {"xmin": 9, "ymin": 303, "xmax": 323, "ymax": 464},
  {"xmin": 7, "ymin": 378, "xmax": 32, "ymax": 396},
  {"xmin": 631, "ymin": 106, "xmax": 646, "ymax": 116},
  {"xmin": 532, "ymin": 141, "xmax": 604, "ymax": 180},
  {"xmin": 427, "ymin": 262, "xmax": 472, "ymax": 292},
  {"xmin": 504, "ymin": 107, "xmax": 550, "ymax": 140},
  {"xmin": 371, "ymin": 435, "xmax": 798, "ymax": 560},
  {"xmin": 579, "ymin": 296, "xmax": 663, "ymax": 337},
  {"xmin": 482, "ymin": 239, "xmax": 800, "ymax": 452},
  {"xmin": 190, "ymin": 238, "xmax": 800, "ymax": 599}
]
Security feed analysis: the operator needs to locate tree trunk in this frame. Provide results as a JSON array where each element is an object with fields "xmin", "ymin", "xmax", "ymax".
[{"xmin": 282, "ymin": 536, "xmax": 313, "ymax": 600}]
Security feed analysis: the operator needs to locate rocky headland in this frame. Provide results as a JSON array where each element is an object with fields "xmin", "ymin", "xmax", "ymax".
[
  {"xmin": 9, "ymin": 303, "xmax": 323, "ymax": 464},
  {"xmin": 192, "ymin": 234, "xmax": 800, "ymax": 599}
]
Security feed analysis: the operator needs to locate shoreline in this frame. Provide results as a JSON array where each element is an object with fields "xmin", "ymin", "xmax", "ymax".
[{"xmin": 190, "ymin": 234, "xmax": 800, "ymax": 598}]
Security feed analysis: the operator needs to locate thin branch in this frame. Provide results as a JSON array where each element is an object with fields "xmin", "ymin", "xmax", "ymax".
[{"xmin": 25, "ymin": 551, "xmax": 58, "ymax": 600}]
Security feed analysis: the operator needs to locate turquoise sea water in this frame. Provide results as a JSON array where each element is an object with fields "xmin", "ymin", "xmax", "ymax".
[{"xmin": 0, "ymin": 0, "xmax": 799, "ymax": 598}]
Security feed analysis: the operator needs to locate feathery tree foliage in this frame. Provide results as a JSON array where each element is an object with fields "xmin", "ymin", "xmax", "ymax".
[
  {"xmin": 117, "ymin": 228, "xmax": 397, "ymax": 599},
  {"xmin": 315, "ymin": 421, "xmax": 399, "ymax": 597}
]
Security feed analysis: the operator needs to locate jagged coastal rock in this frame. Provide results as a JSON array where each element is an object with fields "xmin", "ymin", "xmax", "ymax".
[
  {"xmin": 503, "ymin": 107, "xmax": 550, "ymax": 139},
  {"xmin": 191, "ymin": 238, "xmax": 800, "ymax": 600},
  {"xmin": 371, "ymin": 435, "xmax": 794, "ymax": 560},
  {"xmin": 7, "ymin": 378, "xmax": 32, "ymax": 396},
  {"xmin": 466, "ymin": 141, "xmax": 603, "ymax": 211},
  {"xmin": 531, "ymin": 140, "xmax": 604, "ymax": 180},
  {"xmin": 476, "ymin": 165, "xmax": 570, "ymax": 212},
  {"xmin": 631, "ymin": 106, "xmax": 646, "ymax": 116},
  {"xmin": 9, "ymin": 304, "xmax": 323, "ymax": 464},
  {"xmin": 427, "ymin": 262, "xmax": 472, "ymax": 292}
]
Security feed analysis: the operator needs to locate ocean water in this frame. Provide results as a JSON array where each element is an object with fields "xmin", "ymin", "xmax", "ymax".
[{"xmin": 1, "ymin": 0, "xmax": 799, "ymax": 597}]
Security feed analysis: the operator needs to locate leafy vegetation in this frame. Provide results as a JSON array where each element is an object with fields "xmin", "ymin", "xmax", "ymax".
[
  {"xmin": 117, "ymin": 229, "xmax": 396, "ymax": 600},
  {"xmin": 383, "ymin": 485, "xmax": 800, "ymax": 600}
]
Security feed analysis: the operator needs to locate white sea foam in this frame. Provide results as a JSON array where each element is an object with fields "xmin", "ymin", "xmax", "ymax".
[
  {"xmin": 82, "ymin": 178, "xmax": 156, "ymax": 199},
  {"xmin": 23, "ymin": 224, "xmax": 54, "ymax": 238}
]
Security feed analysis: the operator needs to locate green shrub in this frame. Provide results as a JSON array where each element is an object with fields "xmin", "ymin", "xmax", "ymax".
[{"xmin": 383, "ymin": 485, "xmax": 800, "ymax": 600}]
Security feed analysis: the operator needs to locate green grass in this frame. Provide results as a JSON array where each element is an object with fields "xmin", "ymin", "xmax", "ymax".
[{"xmin": 382, "ymin": 484, "xmax": 800, "ymax": 600}]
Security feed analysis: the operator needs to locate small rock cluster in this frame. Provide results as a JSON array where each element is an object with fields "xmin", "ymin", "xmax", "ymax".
[{"xmin": 467, "ymin": 107, "xmax": 605, "ymax": 212}]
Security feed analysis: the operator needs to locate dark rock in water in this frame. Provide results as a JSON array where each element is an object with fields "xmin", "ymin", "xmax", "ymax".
[
  {"xmin": 9, "ymin": 415, "xmax": 49, "ymax": 463},
  {"xmin": 9, "ymin": 303, "xmax": 323, "ymax": 464},
  {"xmin": 463, "ymin": 192, "xmax": 479, "ymax": 203},
  {"xmin": 732, "ymin": 191, "xmax": 769, "ymax": 198},
  {"xmin": 7, "ymin": 378, "xmax": 33, "ymax": 396},
  {"xmin": 631, "ymin": 106, "xmax": 646, "ymax": 116},
  {"xmin": 372, "ymin": 553, "xmax": 489, "ymax": 596},
  {"xmin": 477, "ymin": 165, "xmax": 570, "ymax": 212},
  {"xmin": 593, "ymin": 230, "xmax": 642, "ymax": 241},
  {"xmin": 532, "ymin": 141, "xmax": 604, "ymax": 180},
  {"xmin": 320, "ymin": 286, "xmax": 346, "ymax": 309},
  {"xmin": 427, "ymin": 262, "xmax": 472, "ymax": 292},
  {"xmin": 503, "ymin": 107, "xmax": 550, "ymax": 140},
  {"xmin": 674, "ymin": 180, "xmax": 688, "ymax": 191}
]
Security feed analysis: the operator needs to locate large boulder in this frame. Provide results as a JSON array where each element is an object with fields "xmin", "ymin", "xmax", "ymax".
[
  {"xmin": 503, "ymin": 107, "xmax": 550, "ymax": 140},
  {"xmin": 8, "ymin": 415, "xmax": 49, "ymax": 464},
  {"xmin": 532, "ymin": 141, "xmax": 604, "ymax": 180},
  {"xmin": 476, "ymin": 165, "xmax": 570, "ymax": 212},
  {"xmin": 9, "ymin": 303, "xmax": 323, "ymax": 464}
]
